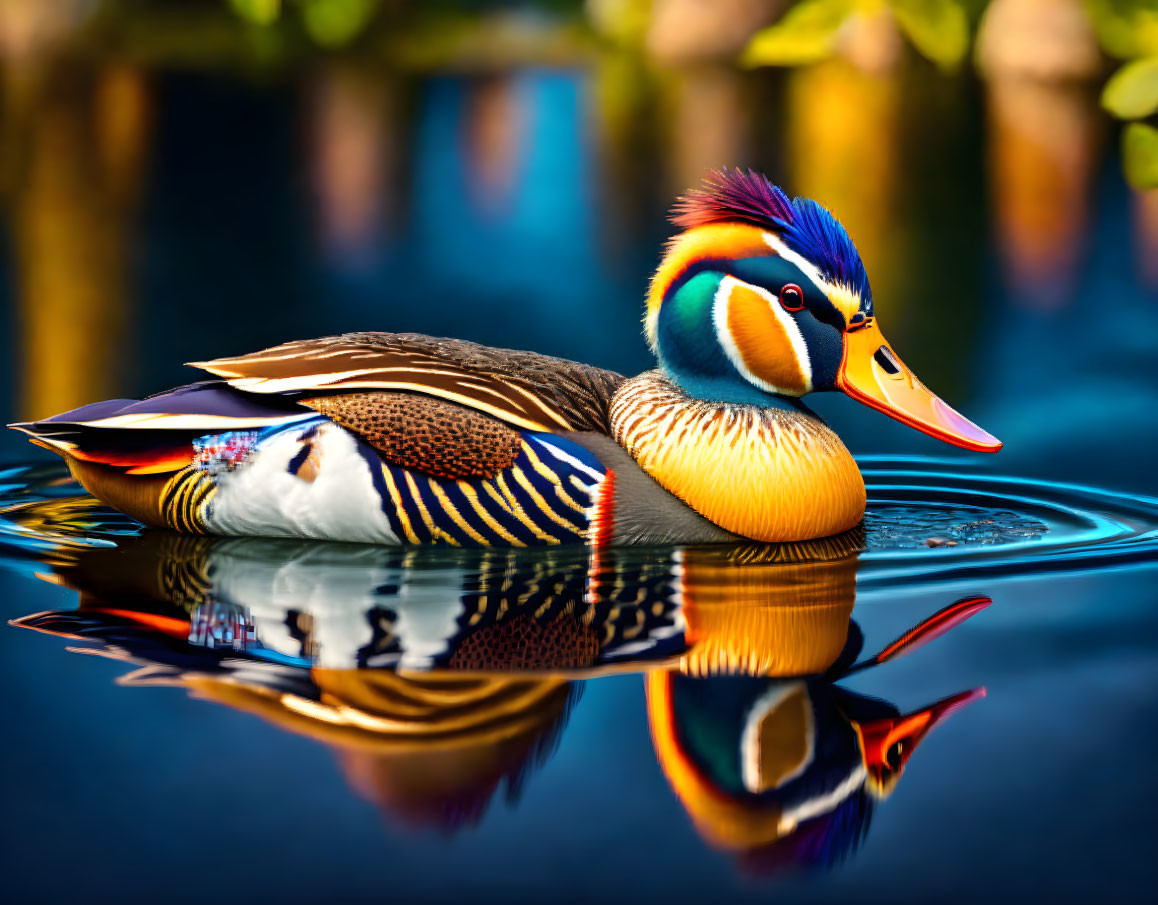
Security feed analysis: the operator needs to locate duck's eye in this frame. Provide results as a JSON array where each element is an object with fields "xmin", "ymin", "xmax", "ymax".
[{"xmin": 779, "ymin": 284, "xmax": 805, "ymax": 312}]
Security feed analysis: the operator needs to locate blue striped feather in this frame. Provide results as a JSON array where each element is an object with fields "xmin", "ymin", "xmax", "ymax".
[
  {"xmin": 183, "ymin": 418, "xmax": 609, "ymax": 547},
  {"xmin": 375, "ymin": 433, "xmax": 607, "ymax": 548}
]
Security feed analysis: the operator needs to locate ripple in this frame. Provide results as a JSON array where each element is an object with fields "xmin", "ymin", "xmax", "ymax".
[
  {"xmin": 0, "ymin": 457, "xmax": 1156, "ymax": 584},
  {"xmin": 857, "ymin": 456, "xmax": 1158, "ymax": 585}
]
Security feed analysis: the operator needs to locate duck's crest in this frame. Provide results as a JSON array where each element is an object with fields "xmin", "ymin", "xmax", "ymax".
[
  {"xmin": 671, "ymin": 168, "xmax": 872, "ymax": 313},
  {"xmin": 671, "ymin": 168, "xmax": 796, "ymax": 232}
]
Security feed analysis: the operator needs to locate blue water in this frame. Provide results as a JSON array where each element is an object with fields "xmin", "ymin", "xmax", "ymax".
[
  {"xmin": 1, "ymin": 29, "xmax": 1157, "ymax": 905},
  {"xmin": 1, "ymin": 460, "xmax": 1156, "ymax": 903}
]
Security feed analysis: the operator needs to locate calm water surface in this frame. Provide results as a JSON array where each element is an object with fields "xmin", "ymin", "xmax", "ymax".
[
  {"xmin": 1, "ymin": 23, "xmax": 1157, "ymax": 905},
  {"xmin": 1, "ymin": 460, "xmax": 1156, "ymax": 904}
]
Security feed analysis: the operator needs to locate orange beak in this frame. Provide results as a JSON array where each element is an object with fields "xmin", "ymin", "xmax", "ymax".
[
  {"xmin": 837, "ymin": 320, "xmax": 1001, "ymax": 452},
  {"xmin": 856, "ymin": 686, "xmax": 986, "ymax": 796}
]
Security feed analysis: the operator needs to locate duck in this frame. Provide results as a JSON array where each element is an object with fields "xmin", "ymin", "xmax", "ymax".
[{"xmin": 11, "ymin": 169, "xmax": 1001, "ymax": 546}]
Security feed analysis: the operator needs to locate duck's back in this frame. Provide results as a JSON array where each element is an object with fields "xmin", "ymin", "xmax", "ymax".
[
  {"xmin": 11, "ymin": 333, "xmax": 732, "ymax": 547},
  {"xmin": 194, "ymin": 332, "xmax": 624, "ymax": 433}
]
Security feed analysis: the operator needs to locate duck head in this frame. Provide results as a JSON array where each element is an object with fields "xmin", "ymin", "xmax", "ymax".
[{"xmin": 647, "ymin": 169, "xmax": 1001, "ymax": 452}]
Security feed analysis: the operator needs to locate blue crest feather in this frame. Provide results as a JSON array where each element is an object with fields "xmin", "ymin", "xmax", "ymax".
[{"xmin": 671, "ymin": 168, "xmax": 872, "ymax": 311}]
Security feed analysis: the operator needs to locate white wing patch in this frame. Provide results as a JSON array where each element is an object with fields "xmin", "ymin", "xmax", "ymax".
[{"xmin": 204, "ymin": 423, "xmax": 401, "ymax": 544}]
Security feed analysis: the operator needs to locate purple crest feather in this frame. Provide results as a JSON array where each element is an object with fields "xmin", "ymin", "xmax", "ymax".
[
  {"xmin": 671, "ymin": 168, "xmax": 873, "ymax": 311},
  {"xmin": 671, "ymin": 168, "xmax": 796, "ymax": 232}
]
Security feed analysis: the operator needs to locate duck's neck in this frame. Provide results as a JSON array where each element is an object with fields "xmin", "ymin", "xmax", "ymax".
[
  {"xmin": 610, "ymin": 371, "xmax": 865, "ymax": 543},
  {"xmin": 660, "ymin": 364, "xmax": 811, "ymax": 412}
]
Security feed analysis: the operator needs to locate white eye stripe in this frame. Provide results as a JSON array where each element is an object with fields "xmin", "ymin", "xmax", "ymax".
[
  {"xmin": 762, "ymin": 231, "xmax": 830, "ymax": 297},
  {"xmin": 711, "ymin": 275, "xmax": 813, "ymax": 396}
]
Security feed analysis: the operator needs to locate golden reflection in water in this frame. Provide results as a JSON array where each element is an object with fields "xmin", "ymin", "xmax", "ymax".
[
  {"xmin": 306, "ymin": 63, "xmax": 396, "ymax": 257},
  {"xmin": 675, "ymin": 549, "xmax": 857, "ymax": 677},
  {"xmin": 3, "ymin": 61, "xmax": 149, "ymax": 420},
  {"xmin": 662, "ymin": 65, "xmax": 752, "ymax": 195},
  {"xmin": 976, "ymin": 0, "xmax": 1103, "ymax": 309},
  {"xmin": 784, "ymin": 58, "xmax": 904, "ymax": 314},
  {"xmin": 982, "ymin": 78, "xmax": 1101, "ymax": 309},
  {"xmin": 464, "ymin": 75, "xmax": 526, "ymax": 215}
]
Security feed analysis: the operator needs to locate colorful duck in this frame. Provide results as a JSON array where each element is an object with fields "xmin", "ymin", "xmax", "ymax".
[{"xmin": 11, "ymin": 169, "xmax": 1000, "ymax": 546}]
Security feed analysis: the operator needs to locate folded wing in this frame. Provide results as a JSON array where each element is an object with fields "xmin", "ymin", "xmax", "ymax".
[{"xmin": 190, "ymin": 332, "xmax": 626, "ymax": 434}]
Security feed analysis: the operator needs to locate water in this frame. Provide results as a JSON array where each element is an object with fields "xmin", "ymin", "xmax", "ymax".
[
  {"xmin": 5, "ymin": 458, "xmax": 1158, "ymax": 575},
  {"xmin": 2, "ymin": 10, "xmax": 1158, "ymax": 902},
  {"xmin": 0, "ymin": 461, "xmax": 1156, "ymax": 903}
]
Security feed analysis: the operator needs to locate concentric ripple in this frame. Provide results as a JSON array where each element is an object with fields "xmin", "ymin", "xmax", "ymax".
[
  {"xmin": 857, "ymin": 456, "xmax": 1158, "ymax": 585},
  {"xmin": 0, "ymin": 458, "xmax": 1156, "ymax": 585}
]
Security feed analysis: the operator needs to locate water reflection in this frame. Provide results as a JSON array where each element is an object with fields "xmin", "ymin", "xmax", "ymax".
[
  {"xmin": 305, "ymin": 62, "xmax": 397, "ymax": 266},
  {"xmin": 12, "ymin": 525, "xmax": 990, "ymax": 868},
  {"xmin": 647, "ymin": 673, "xmax": 982, "ymax": 872},
  {"xmin": 1, "ymin": 61, "xmax": 149, "ymax": 421},
  {"xmin": 976, "ymin": 0, "xmax": 1105, "ymax": 309},
  {"xmin": 784, "ymin": 58, "xmax": 903, "ymax": 313}
]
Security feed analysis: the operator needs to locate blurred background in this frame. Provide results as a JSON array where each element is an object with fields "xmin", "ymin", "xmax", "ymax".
[
  {"xmin": 2, "ymin": 5, "xmax": 1158, "ymax": 902},
  {"xmin": 0, "ymin": 0, "xmax": 1156, "ymax": 487}
]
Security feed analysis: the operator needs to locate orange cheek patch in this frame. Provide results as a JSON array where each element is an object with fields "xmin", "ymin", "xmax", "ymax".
[{"xmin": 724, "ymin": 281, "xmax": 809, "ymax": 394}]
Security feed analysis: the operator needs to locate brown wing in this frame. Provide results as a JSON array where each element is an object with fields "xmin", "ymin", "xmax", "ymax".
[
  {"xmin": 190, "ymin": 332, "xmax": 625, "ymax": 433},
  {"xmin": 300, "ymin": 391, "xmax": 523, "ymax": 480}
]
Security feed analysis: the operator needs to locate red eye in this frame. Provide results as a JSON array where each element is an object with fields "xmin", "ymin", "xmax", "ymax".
[{"xmin": 779, "ymin": 283, "xmax": 805, "ymax": 312}]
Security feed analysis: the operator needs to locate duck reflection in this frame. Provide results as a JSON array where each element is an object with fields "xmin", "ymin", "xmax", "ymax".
[
  {"xmin": 12, "ymin": 525, "xmax": 985, "ymax": 866},
  {"xmin": 647, "ymin": 592, "xmax": 987, "ymax": 871}
]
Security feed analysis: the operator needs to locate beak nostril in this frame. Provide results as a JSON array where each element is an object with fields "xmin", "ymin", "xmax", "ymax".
[{"xmin": 873, "ymin": 346, "xmax": 902, "ymax": 376}]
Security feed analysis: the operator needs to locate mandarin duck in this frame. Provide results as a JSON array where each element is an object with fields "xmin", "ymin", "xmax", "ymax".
[{"xmin": 12, "ymin": 169, "xmax": 1000, "ymax": 546}]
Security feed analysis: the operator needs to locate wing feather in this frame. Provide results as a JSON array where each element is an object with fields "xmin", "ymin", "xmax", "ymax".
[
  {"xmin": 10, "ymin": 382, "xmax": 315, "ymax": 474},
  {"xmin": 190, "ymin": 332, "xmax": 625, "ymax": 434}
]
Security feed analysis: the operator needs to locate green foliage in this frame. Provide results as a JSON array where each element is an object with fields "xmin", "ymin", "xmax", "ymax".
[
  {"xmin": 225, "ymin": 0, "xmax": 379, "ymax": 46},
  {"xmin": 1084, "ymin": 0, "xmax": 1158, "ymax": 59},
  {"xmin": 1102, "ymin": 56, "xmax": 1158, "ymax": 118},
  {"xmin": 1123, "ymin": 122, "xmax": 1158, "ymax": 188},
  {"xmin": 742, "ymin": 0, "xmax": 970, "ymax": 69},
  {"xmin": 302, "ymin": 0, "xmax": 378, "ymax": 47},
  {"xmin": 229, "ymin": 0, "xmax": 282, "ymax": 26},
  {"xmin": 587, "ymin": 0, "xmax": 653, "ymax": 45},
  {"xmin": 890, "ymin": 0, "xmax": 969, "ymax": 68},
  {"xmin": 1087, "ymin": 2, "xmax": 1158, "ymax": 185},
  {"xmin": 741, "ymin": 0, "xmax": 854, "ymax": 66}
]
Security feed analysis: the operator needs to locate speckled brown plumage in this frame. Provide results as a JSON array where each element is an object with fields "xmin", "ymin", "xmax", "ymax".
[
  {"xmin": 301, "ymin": 391, "xmax": 523, "ymax": 480},
  {"xmin": 448, "ymin": 614, "xmax": 600, "ymax": 670},
  {"xmin": 194, "ymin": 332, "xmax": 626, "ymax": 434}
]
